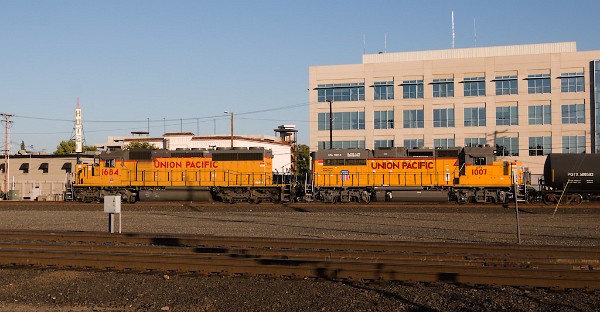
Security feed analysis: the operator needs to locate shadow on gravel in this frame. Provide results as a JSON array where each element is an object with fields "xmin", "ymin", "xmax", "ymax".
[
  {"xmin": 282, "ymin": 205, "xmax": 310, "ymax": 212},
  {"xmin": 150, "ymin": 237, "xmax": 182, "ymax": 247},
  {"xmin": 339, "ymin": 280, "xmax": 434, "ymax": 311}
]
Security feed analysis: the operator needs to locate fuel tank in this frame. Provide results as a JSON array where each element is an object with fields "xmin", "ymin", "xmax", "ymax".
[
  {"xmin": 139, "ymin": 187, "xmax": 212, "ymax": 202},
  {"xmin": 374, "ymin": 188, "xmax": 448, "ymax": 202}
]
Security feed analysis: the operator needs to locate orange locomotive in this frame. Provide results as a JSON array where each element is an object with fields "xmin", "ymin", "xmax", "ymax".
[
  {"xmin": 71, "ymin": 147, "xmax": 287, "ymax": 203},
  {"xmin": 307, "ymin": 145, "xmax": 528, "ymax": 204}
]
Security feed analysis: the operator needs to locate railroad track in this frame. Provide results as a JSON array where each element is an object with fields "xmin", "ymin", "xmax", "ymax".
[
  {"xmin": 0, "ymin": 230, "xmax": 598, "ymax": 290},
  {"xmin": 2, "ymin": 200, "xmax": 600, "ymax": 210}
]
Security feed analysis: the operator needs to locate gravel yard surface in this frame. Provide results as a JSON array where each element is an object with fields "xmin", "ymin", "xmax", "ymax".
[{"xmin": 0, "ymin": 201, "xmax": 598, "ymax": 311}]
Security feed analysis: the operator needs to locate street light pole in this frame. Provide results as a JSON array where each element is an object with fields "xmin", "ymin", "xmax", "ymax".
[{"xmin": 326, "ymin": 100, "xmax": 333, "ymax": 149}]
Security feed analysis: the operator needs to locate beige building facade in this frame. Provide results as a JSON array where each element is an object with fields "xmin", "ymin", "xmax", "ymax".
[
  {"xmin": 308, "ymin": 42, "xmax": 600, "ymax": 176},
  {"xmin": 0, "ymin": 154, "xmax": 93, "ymax": 201}
]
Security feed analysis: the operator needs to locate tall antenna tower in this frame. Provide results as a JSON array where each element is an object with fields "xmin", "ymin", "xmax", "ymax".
[
  {"xmin": 451, "ymin": 11, "xmax": 455, "ymax": 49},
  {"xmin": 74, "ymin": 98, "xmax": 83, "ymax": 154}
]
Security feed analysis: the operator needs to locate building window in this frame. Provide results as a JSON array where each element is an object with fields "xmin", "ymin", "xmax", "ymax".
[
  {"xmin": 463, "ymin": 77, "xmax": 485, "ymax": 96},
  {"xmin": 374, "ymin": 81, "xmax": 394, "ymax": 100},
  {"xmin": 19, "ymin": 163, "xmax": 29, "ymax": 174},
  {"xmin": 495, "ymin": 75, "xmax": 518, "ymax": 95},
  {"xmin": 434, "ymin": 138, "xmax": 455, "ymax": 148},
  {"xmin": 561, "ymin": 104, "xmax": 585, "ymax": 124},
  {"xmin": 560, "ymin": 72, "xmax": 584, "ymax": 92},
  {"xmin": 402, "ymin": 80, "xmax": 423, "ymax": 99},
  {"xmin": 528, "ymin": 105, "xmax": 551, "ymax": 125},
  {"xmin": 403, "ymin": 109, "xmax": 424, "ymax": 128},
  {"xmin": 562, "ymin": 135, "xmax": 586, "ymax": 153},
  {"xmin": 404, "ymin": 139, "xmax": 424, "ymax": 149},
  {"xmin": 433, "ymin": 108, "xmax": 455, "ymax": 128},
  {"xmin": 39, "ymin": 163, "xmax": 49, "ymax": 174},
  {"xmin": 527, "ymin": 74, "xmax": 551, "ymax": 94},
  {"xmin": 465, "ymin": 137, "xmax": 486, "ymax": 147},
  {"xmin": 375, "ymin": 140, "xmax": 394, "ymax": 148},
  {"xmin": 317, "ymin": 82, "xmax": 365, "ymax": 102},
  {"xmin": 529, "ymin": 136, "xmax": 552, "ymax": 156},
  {"xmin": 318, "ymin": 111, "xmax": 365, "ymax": 130},
  {"xmin": 432, "ymin": 78, "xmax": 454, "ymax": 98},
  {"xmin": 464, "ymin": 107, "xmax": 486, "ymax": 127},
  {"xmin": 496, "ymin": 106, "xmax": 518, "ymax": 126},
  {"xmin": 374, "ymin": 110, "xmax": 394, "ymax": 129},
  {"xmin": 496, "ymin": 137, "xmax": 519, "ymax": 156},
  {"xmin": 318, "ymin": 140, "xmax": 366, "ymax": 149}
]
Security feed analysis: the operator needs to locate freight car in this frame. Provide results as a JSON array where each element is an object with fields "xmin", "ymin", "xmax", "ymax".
[
  {"xmin": 305, "ymin": 145, "xmax": 529, "ymax": 204},
  {"xmin": 70, "ymin": 147, "xmax": 289, "ymax": 203},
  {"xmin": 540, "ymin": 153, "xmax": 600, "ymax": 205}
]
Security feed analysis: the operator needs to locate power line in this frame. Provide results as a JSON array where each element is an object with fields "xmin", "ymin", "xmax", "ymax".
[{"xmin": 12, "ymin": 101, "xmax": 310, "ymax": 124}]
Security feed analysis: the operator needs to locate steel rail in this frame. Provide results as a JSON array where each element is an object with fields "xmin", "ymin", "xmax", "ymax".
[
  {"xmin": 0, "ymin": 248, "xmax": 598, "ymax": 290},
  {"xmin": 0, "ymin": 230, "xmax": 598, "ymax": 260},
  {"xmin": 0, "ymin": 242, "xmax": 596, "ymax": 270}
]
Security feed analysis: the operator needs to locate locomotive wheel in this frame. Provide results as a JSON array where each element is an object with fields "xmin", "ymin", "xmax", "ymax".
[
  {"xmin": 360, "ymin": 191, "xmax": 371, "ymax": 204},
  {"xmin": 128, "ymin": 195, "xmax": 136, "ymax": 204}
]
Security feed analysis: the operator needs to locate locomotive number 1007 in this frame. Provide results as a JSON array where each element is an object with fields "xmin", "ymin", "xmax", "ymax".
[{"xmin": 471, "ymin": 168, "xmax": 487, "ymax": 175}]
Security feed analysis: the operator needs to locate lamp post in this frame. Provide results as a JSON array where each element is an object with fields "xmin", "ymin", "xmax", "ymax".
[
  {"xmin": 326, "ymin": 100, "xmax": 333, "ymax": 149},
  {"xmin": 224, "ymin": 111, "xmax": 234, "ymax": 148}
]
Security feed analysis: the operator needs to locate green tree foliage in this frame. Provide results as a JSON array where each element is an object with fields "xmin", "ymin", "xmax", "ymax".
[
  {"xmin": 20, "ymin": 140, "xmax": 25, "ymax": 151},
  {"xmin": 123, "ymin": 141, "xmax": 158, "ymax": 150},
  {"xmin": 293, "ymin": 144, "xmax": 311, "ymax": 178},
  {"xmin": 54, "ymin": 140, "xmax": 97, "ymax": 155}
]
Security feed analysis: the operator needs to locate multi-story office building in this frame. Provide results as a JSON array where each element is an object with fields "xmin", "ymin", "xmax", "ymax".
[{"xmin": 308, "ymin": 42, "xmax": 600, "ymax": 175}]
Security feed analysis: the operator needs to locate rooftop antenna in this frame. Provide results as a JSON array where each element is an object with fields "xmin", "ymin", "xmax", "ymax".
[
  {"xmin": 451, "ymin": 11, "xmax": 455, "ymax": 49},
  {"xmin": 362, "ymin": 34, "xmax": 366, "ymax": 54},
  {"xmin": 473, "ymin": 17, "xmax": 477, "ymax": 47},
  {"xmin": 384, "ymin": 32, "xmax": 387, "ymax": 53}
]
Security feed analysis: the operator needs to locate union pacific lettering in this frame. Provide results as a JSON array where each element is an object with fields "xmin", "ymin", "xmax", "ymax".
[
  {"xmin": 371, "ymin": 160, "xmax": 434, "ymax": 170},
  {"xmin": 153, "ymin": 160, "xmax": 218, "ymax": 169}
]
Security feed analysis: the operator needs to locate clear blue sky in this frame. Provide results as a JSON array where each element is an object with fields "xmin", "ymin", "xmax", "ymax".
[{"xmin": 1, "ymin": 0, "xmax": 599, "ymax": 152}]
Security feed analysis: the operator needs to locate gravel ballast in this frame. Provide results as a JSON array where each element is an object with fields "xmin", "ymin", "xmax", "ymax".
[{"xmin": 0, "ymin": 202, "xmax": 598, "ymax": 311}]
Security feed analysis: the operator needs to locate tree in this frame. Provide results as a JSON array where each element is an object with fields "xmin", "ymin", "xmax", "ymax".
[
  {"xmin": 123, "ymin": 141, "xmax": 158, "ymax": 150},
  {"xmin": 54, "ymin": 140, "xmax": 97, "ymax": 155},
  {"xmin": 20, "ymin": 141, "xmax": 25, "ymax": 151},
  {"xmin": 293, "ymin": 144, "xmax": 311, "ymax": 178}
]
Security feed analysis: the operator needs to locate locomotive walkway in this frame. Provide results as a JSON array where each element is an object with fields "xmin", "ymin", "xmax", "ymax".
[{"xmin": 0, "ymin": 230, "xmax": 598, "ymax": 290}]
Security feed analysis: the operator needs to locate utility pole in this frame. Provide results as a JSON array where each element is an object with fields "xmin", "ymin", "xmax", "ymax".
[
  {"xmin": 224, "ymin": 111, "xmax": 234, "ymax": 148},
  {"xmin": 1, "ymin": 113, "xmax": 14, "ymax": 198},
  {"xmin": 326, "ymin": 100, "xmax": 333, "ymax": 149}
]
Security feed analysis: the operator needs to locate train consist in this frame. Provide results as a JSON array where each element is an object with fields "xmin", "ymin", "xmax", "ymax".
[
  {"xmin": 540, "ymin": 153, "xmax": 600, "ymax": 205},
  {"xmin": 69, "ymin": 145, "xmax": 531, "ymax": 204}
]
